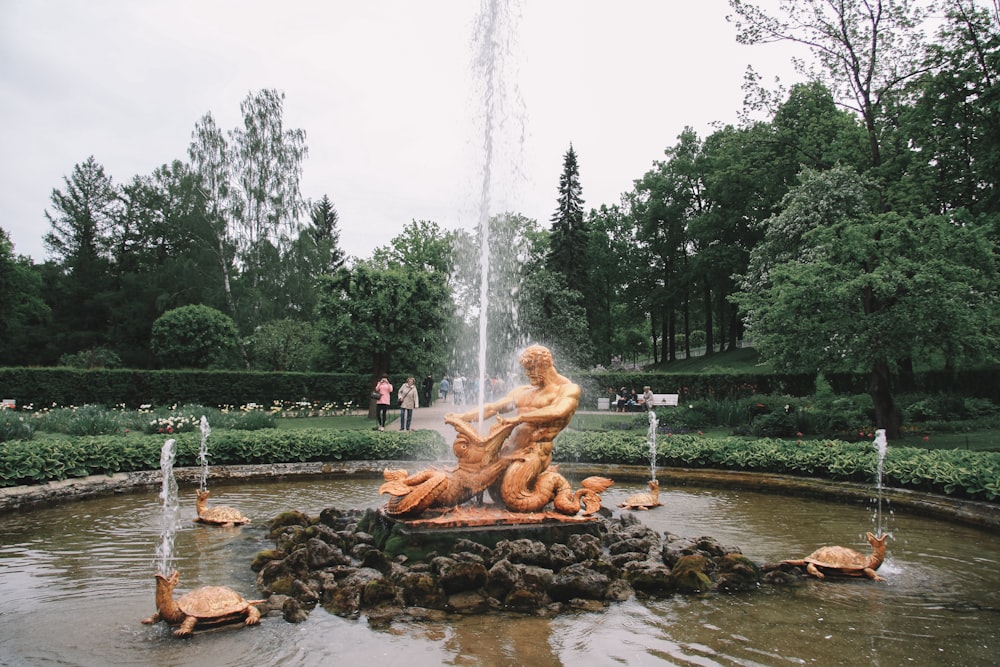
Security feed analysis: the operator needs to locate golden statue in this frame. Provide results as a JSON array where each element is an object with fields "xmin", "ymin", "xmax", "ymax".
[{"xmin": 380, "ymin": 345, "xmax": 612, "ymax": 518}]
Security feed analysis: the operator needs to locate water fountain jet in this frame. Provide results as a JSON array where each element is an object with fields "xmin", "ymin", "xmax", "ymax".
[{"xmin": 154, "ymin": 438, "xmax": 179, "ymax": 576}]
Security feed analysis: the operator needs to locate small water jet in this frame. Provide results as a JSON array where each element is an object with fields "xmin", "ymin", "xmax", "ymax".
[
  {"xmin": 154, "ymin": 438, "xmax": 179, "ymax": 576},
  {"xmin": 198, "ymin": 415, "xmax": 210, "ymax": 492},
  {"xmin": 647, "ymin": 408, "xmax": 659, "ymax": 481},
  {"xmin": 191, "ymin": 415, "xmax": 250, "ymax": 526},
  {"xmin": 873, "ymin": 429, "xmax": 889, "ymax": 537}
]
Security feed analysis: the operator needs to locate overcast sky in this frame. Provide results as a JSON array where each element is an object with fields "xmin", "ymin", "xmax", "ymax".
[{"xmin": 0, "ymin": 0, "xmax": 798, "ymax": 264}]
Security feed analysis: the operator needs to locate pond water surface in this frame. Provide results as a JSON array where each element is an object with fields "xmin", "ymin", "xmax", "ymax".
[{"xmin": 1, "ymin": 475, "xmax": 997, "ymax": 666}]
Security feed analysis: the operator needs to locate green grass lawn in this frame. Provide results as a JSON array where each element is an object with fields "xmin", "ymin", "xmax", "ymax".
[{"xmin": 275, "ymin": 414, "xmax": 394, "ymax": 431}]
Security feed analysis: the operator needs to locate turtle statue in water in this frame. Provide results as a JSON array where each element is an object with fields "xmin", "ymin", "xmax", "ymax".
[
  {"xmin": 618, "ymin": 479, "xmax": 662, "ymax": 510},
  {"xmin": 194, "ymin": 488, "xmax": 250, "ymax": 526},
  {"xmin": 780, "ymin": 532, "xmax": 888, "ymax": 581},
  {"xmin": 142, "ymin": 570, "xmax": 266, "ymax": 637}
]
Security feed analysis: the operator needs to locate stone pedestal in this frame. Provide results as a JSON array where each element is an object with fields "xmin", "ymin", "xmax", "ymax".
[{"xmin": 370, "ymin": 506, "xmax": 603, "ymax": 561}]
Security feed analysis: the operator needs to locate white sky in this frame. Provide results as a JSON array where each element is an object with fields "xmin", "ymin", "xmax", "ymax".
[{"xmin": 0, "ymin": 0, "xmax": 798, "ymax": 264}]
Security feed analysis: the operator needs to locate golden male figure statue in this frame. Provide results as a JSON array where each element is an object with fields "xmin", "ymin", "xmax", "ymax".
[{"xmin": 448, "ymin": 345, "xmax": 611, "ymax": 514}]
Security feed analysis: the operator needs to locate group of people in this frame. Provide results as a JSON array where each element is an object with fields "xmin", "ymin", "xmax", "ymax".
[
  {"xmin": 372, "ymin": 371, "xmax": 520, "ymax": 430},
  {"xmin": 610, "ymin": 385, "xmax": 655, "ymax": 412},
  {"xmin": 372, "ymin": 376, "xmax": 419, "ymax": 431}
]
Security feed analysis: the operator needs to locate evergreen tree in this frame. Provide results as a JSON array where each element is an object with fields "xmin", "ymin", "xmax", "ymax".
[
  {"xmin": 547, "ymin": 145, "xmax": 589, "ymax": 291},
  {"xmin": 306, "ymin": 195, "xmax": 346, "ymax": 274},
  {"xmin": 42, "ymin": 156, "xmax": 117, "ymax": 355}
]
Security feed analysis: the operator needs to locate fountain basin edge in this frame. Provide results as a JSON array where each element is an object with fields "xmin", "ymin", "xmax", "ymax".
[{"xmin": 0, "ymin": 461, "xmax": 996, "ymax": 531}]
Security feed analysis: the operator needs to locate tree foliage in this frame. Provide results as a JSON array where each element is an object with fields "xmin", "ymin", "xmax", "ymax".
[
  {"xmin": 150, "ymin": 304, "xmax": 240, "ymax": 369},
  {"xmin": 733, "ymin": 166, "xmax": 999, "ymax": 437}
]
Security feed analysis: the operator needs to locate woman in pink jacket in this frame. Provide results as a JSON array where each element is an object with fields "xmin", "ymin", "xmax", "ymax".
[{"xmin": 374, "ymin": 376, "xmax": 393, "ymax": 431}]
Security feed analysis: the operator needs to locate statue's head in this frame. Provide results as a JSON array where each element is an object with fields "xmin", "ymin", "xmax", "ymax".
[{"xmin": 519, "ymin": 345, "xmax": 554, "ymax": 385}]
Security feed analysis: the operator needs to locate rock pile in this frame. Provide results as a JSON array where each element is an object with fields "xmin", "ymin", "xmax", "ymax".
[{"xmin": 252, "ymin": 507, "xmax": 766, "ymax": 624}]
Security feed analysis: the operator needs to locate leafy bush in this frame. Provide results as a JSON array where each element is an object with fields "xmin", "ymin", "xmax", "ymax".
[
  {"xmin": 553, "ymin": 431, "xmax": 1000, "ymax": 501},
  {"xmin": 0, "ymin": 413, "xmax": 33, "ymax": 442},
  {"xmin": 0, "ymin": 428, "xmax": 446, "ymax": 487},
  {"xmin": 29, "ymin": 404, "xmax": 139, "ymax": 437},
  {"xmin": 750, "ymin": 411, "xmax": 798, "ymax": 438}
]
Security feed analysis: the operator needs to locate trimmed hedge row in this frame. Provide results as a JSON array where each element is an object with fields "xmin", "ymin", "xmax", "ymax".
[
  {"xmin": 553, "ymin": 431, "xmax": 1000, "ymax": 502},
  {"xmin": 2, "ymin": 427, "xmax": 998, "ymax": 503},
  {"xmin": 0, "ymin": 367, "xmax": 375, "ymax": 410},
  {"xmin": 573, "ymin": 371, "xmax": 817, "ymax": 406},
  {"xmin": 0, "ymin": 429, "xmax": 446, "ymax": 487}
]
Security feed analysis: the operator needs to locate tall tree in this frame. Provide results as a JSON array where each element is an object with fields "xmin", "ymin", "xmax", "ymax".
[
  {"xmin": 547, "ymin": 145, "xmax": 589, "ymax": 290},
  {"xmin": 304, "ymin": 195, "xmax": 346, "ymax": 275},
  {"xmin": 315, "ymin": 263, "xmax": 450, "ymax": 384},
  {"xmin": 898, "ymin": 0, "xmax": 1000, "ymax": 215},
  {"xmin": 0, "ymin": 229, "xmax": 50, "ymax": 365},
  {"xmin": 187, "ymin": 89, "xmax": 308, "ymax": 361},
  {"xmin": 729, "ymin": 0, "xmax": 929, "ymax": 180},
  {"xmin": 732, "ymin": 166, "xmax": 999, "ymax": 438},
  {"xmin": 42, "ymin": 156, "xmax": 117, "ymax": 355}
]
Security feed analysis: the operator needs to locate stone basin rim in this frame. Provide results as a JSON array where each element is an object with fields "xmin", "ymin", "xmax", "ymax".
[{"xmin": 1, "ymin": 461, "xmax": 996, "ymax": 532}]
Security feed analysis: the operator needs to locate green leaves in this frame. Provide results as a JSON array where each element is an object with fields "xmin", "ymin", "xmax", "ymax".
[
  {"xmin": 0, "ymin": 428, "xmax": 447, "ymax": 487},
  {"xmin": 554, "ymin": 431, "xmax": 1000, "ymax": 501}
]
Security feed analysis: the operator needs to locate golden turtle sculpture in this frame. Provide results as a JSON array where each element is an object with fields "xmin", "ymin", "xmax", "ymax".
[
  {"xmin": 194, "ymin": 489, "xmax": 250, "ymax": 526},
  {"xmin": 618, "ymin": 479, "xmax": 662, "ymax": 510},
  {"xmin": 780, "ymin": 532, "xmax": 888, "ymax": 581},
  {"xmin": 141, "ymin": 570, "xmax": 266, "ymax": 637}
]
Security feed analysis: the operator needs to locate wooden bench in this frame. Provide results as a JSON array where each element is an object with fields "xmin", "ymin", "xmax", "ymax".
[{"xmin": 648, "ymin": 393, "xmax": 679, "ymax": 407}]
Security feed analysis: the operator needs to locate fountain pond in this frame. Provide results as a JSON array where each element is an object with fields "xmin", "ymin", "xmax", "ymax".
[{"xmin": 1, "ymin": 473, "xmax": 998, "ymax": 666}]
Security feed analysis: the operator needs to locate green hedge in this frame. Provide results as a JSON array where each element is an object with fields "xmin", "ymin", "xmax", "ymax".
[
  {"xmin": 0, "ymin": 429, "xmax": 445, "ymax": 487},
  {"xmin": 552, "ymin": 431, "xmax": 1000, "ymax": 502},
  {"xmin": 574, "ymin": 371, "xmax": 817, "ymax": 406},
  {"xmin": 3, "ymin": 427, "xmax": 998, "ymax": 503},
  {"xmin": 0, "ymin": 368, "xmax": 375, "ymax": 409}
]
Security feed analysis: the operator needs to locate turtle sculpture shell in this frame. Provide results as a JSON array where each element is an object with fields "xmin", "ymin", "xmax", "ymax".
[
  {"xmin": 195, "ymin": 489, "xmax": 250, "ymax": 526},
  {"xmin": 802, "ymin": 546, "xmax": 869, "ymax": 571},
  {"xmin": 780, "ymin": 531, "xmax": 887, "ymax": 580},
  {"xmin": 618, "ymin": 479, "xmax": 661, "ymax": 510},
  {"xmin": 177, "ymin": 586, "xmax": 257, "ymax": 619}
]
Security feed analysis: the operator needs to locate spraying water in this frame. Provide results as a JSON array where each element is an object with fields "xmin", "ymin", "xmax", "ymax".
[
  {"xmin": 470, "ymin": 0, "xmax": 524, "ymax": 426},
  {"xmin": 873, "ymin": 429, "xmax": 888, "ymax": 536},
  {"xmin": 647, "ymin": 409, "xmax": 659, "ymax": 481},
  {"xmin": 154, "ymin": 438, "xmax": 179, "ymax": 575},
  {"xmin": 198, "ymin": 415, "xmax": 211, "ymax": 492}
]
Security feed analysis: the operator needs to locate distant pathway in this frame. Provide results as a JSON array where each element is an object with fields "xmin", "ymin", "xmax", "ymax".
[{"xmin": 410, "ymin": 396, "xmax": 468, "ymax": 441}]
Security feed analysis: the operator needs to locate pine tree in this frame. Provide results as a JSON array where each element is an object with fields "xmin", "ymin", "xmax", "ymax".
[
  {"xmin": 547, "ymin": 144, "xmax": 589, "ymax": 291},
  {"xmin": 308, "ymin": 195, "xmax": 346, "ymax": 274}
]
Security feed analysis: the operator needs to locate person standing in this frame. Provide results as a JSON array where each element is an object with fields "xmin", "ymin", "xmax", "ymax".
[
  {"xmin": 439, "ymin": 376, "xmax": 451, "ymax": 402},
  {"xmin": 642, "ymin": 385, "xmax": 654, "ymax": 411},
  {"xmin": 421, "ymin": 374, "xmax": 434, "ymax": 407},
  {"xmin": 451, "ymin": 374, "xmax": 465, "ymax": 405},
  {"xmin": 398, "ymin": 377, "xmax": 419, "ymax": 431},
  {"xmin": 374, "ymin": 376, "xmax": 392, "ymax": 431}
]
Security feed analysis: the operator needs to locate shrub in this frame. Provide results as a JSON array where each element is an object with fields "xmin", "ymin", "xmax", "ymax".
[
  {"xmin": 151, "ymin": 305, "xmax": 240, "ymax": 369},
  {"xmin": 0, "ymin": 413, "xmax": 33, "ymax": 442}
]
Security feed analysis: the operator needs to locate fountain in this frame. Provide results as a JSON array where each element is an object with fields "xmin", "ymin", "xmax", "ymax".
[
  {"xmin": 198, "ymin": 415, "xmax": 210, "ymax": 492},
  {"xmin": 2, "ymin": 476, "xmax": 999, "ymax": 663},
  {"xmin": 647, "ymin": 408, "xmax": 659, "ymax": 480},
  {"xmin": 154, "ymin": 438, "xmax": 179, "ymax": 575},
  {"xmin": 873, "ymin": 428, "xmax": 890, "ymax": 537}
]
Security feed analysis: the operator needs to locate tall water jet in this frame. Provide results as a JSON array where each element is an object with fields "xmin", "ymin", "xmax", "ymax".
[
  {"xmin": 154, "ymin": 438, "xmax": 179, "ymax": 576},
  {"xmin": 647, "ymin": 409, "xmax": 659, "ymax": 481},
  {"xmin": 470, "ymin": 0, "xmax": 525, "ymax": 424},
  {"xmin": 198, "ymin": 415, "xmax": 211, "ymax": 492},
  {"xmin": 873, "ymin": 429, "xmax": 888, "ymax": 537}
]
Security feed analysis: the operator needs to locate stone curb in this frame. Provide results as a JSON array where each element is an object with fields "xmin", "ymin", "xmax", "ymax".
[{"xmin": 1, "ymin": 461, "xmax": 997, "ymax": 531}]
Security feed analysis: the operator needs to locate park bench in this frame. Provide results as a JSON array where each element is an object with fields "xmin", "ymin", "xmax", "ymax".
[{"xmin": 648, "ymin": 393, "xmax": 679, "ymax": 407}]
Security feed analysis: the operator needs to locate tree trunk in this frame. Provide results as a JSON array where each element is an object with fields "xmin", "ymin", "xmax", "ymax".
[
  {"xmin": 667, "ymin": 304, "xmax": 676, "ymax": 363},
  {"xmin": 868, "ymin": 359, "xmax": 902, "ymax": 440},
  {"xmin": 703, "ymin": 279, "xmax": 714, "ymax": 357}
]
